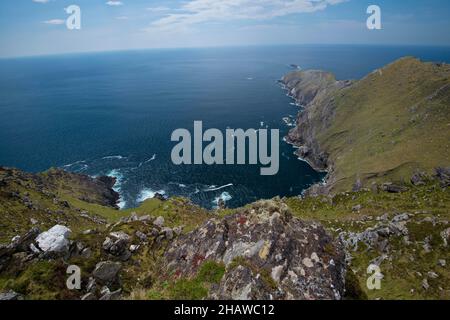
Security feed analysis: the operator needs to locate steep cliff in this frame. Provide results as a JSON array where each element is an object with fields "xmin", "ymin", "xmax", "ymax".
[{"xmin": 282, "ymin": 57, "xmax": 450, "ymax": 194}]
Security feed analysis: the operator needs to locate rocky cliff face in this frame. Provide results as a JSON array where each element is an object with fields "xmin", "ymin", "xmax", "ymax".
[
  {"xmin": 282, "ymin": 57, "xmax": 450, "ymax": 194},
  {"xmin": 282, "ymin": 70, "xmax": 353, "ymax": 194},
  {"xmin": 165, "ymin": 200, "xmax": 346, "ymax": 300}
]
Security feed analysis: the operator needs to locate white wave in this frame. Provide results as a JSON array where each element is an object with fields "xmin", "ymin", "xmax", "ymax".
[
  {"xmin": 138, "ymin": 154, "xmax": 157, "ymax": 167},
  {"xmin": 117, "ymin": 199, "xmax": 127, "ymax": 210},
  {"xmin": 62, "ymin": 160, "xmax": 86, "ymax": 168},
  {"xmin": 107, "ymin": 169, "xmax": 124, "ymax": 191},
  {"xmin": 247, "ymin": 77, "xmax": 254, "ymax": 80},
  {"xmin": 169, "ymin": 182, "xmax": 187, "ymax": 188},
  {"xmin": 137, "ymin": 188, "xmax": 166, "ymax": 203},
  {"xmin": 204, "ymin": 183, "xmax": 233, "ymax": 192},
  {"xmin": 107, "ymin": 169, "xmax": 126, "ymax": 209},
  {"xmin": 260, "ymin": 121, "xmax": 264, "ymax": 127},
  {"xmin": 102, "ymin": 155, "xmax": 126, "ymax": 160},
  {"xmin": 212, "ymin": 192, "xmax": 233, "ymax": 206}
]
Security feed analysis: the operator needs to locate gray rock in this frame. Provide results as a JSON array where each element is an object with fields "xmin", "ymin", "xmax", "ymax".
[
  {"xmin": 99, "ymin": 288, "xmax": 122, "ymax": 300},
  {"xmin": 35, "ymin": 225, "xmax": 71, "ymax": 254},
  {"xmin": 161, "ymin": 227, "xmax": 174, "ymax": 240},
  {"xmin": 81, "ymin": 292, "xmax": 96, "ymax": 300},
  {"xmin": 164, "ymin": 199, "xmax": 346, "ymax": 300},
  {"xmin": 153, "ymin": 216, "xmax": 165, "ymax": 228},
  {"xmin": 138, "ymin": 215, "xmax": 151, "ymax": 222},
  {"xmin": 441, "ymin": 228, "xmax": 450, "ymax": 247},
  {"xmin": 92, "ymin": 261, "xmax": 122, "ymax": 284},
  {"xmin": 135, "ymin": 231, "xmax": 147, "ymax": 242},
  {"xmin": 0, "ymin": 290, "xmax": 22, "ymax": 300},
  {"xmin": 381, "ymin": 183, "xmax": 408, "ymax": 193}
]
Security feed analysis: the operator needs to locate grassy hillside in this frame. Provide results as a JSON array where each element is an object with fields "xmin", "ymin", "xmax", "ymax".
[{"xmin": 286, "ymin": 57, "xmax": 450, "ymax": 192}]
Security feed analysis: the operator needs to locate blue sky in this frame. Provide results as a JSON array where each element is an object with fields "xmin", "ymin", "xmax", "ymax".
[{"xmin": 1, "ymin": 0, "xmax": 449, "ymax": 57}]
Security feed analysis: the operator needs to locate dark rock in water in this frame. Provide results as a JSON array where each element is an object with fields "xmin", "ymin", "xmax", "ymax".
[
  {"xmin": 164, "ymin": 199, "xmax": 346, "ymax": 300},
  {"xmin": 435, "ymin": 167, "xmax": 450, "ymax": 187},
  {"xmin": 217, "ymin": 198, "xmax": 226, "ymax": 209},
  {"xmin": 154, "ymin": 193, "xmax": 167, "ymax": 201}
]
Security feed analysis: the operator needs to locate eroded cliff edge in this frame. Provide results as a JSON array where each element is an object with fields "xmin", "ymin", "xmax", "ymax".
[{"xmin": 281, "ymin": 57, "xmax": 450, "ymax": 195}]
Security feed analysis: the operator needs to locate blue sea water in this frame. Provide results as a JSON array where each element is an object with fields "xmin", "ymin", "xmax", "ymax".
[{"xmin": 1, "ymin": 45, "xmax": 449, "ymax": 209}]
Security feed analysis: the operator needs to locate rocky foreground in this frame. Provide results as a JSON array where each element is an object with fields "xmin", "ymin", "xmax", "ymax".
[{"xmin": 0, "ymin": 165, "xmax": 449, "ymax": 300}]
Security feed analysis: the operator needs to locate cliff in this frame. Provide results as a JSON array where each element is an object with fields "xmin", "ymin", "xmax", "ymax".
[{"xmin": 282, "ymin": 57, "xmax": 450, "ymax": 194}]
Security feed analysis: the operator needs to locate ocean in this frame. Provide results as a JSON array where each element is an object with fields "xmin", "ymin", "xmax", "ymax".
[{"xmin": 1, "ymin": 45, "xmax": 449, "ymax": 209}]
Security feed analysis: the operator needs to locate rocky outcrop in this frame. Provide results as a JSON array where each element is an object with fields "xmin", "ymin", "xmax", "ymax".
[{"xmin": 164, "ymin": 200, "xmax": 346, "ymax": 300}]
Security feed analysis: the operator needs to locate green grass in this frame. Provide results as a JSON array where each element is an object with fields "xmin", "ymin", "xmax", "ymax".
[{"xmin": 296, "ymin": 57, "xmax": 450, "ymax": 191}]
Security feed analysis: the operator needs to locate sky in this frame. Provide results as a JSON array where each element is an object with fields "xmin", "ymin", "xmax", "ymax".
[{"xmin": 0, "ymin": 0, "xmax": 449, "ymax": 57}]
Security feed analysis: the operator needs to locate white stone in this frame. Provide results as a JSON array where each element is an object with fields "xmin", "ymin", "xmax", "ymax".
[{"xmin": 36, "ymin": 225, "xmax": 71, "ymax": 253}]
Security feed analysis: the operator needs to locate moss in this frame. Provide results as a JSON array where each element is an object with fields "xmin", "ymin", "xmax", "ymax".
[{"xmin": 197, "ymin": 261, "xmax": 226, "ymax": 284}]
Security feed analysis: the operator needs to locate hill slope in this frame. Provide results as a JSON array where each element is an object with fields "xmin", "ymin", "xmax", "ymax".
[{"xmin": 283, "ymin": 57, "xmax": 450, "ymax": 193}]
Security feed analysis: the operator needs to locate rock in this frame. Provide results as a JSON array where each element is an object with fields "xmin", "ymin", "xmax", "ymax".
[
  {"xmin": 217, "ymin": 198, "xmax": 226, "ymax": 209},
  {"xmin": 138, "ymin": 215, "xmax": 151, "ymax": 222},
  {"xmin": 441, "ymin": 228, "xmax": 450, "ymax": 247},
  {"xmin": 435, "ymin": 167, "xmax": 450, "ymax": 187},
  {"xmin": 153, "ymin": 216, "xmax": 165, "ymax": 228},
  {"xmin": 352, "ymin": 204, "xmax": 362, "ymax": 212},
  {"xmin": 422, "ymin": 278, "xmax": 430, "ymax": 290},
  {"xmin": 0, "ymin": 290, "xmax": 23, "ymax": 300},
  {"xmin": 161, "ymin": 227, "xmax": 174, "ymax": 240},
  {"xmin": 99, "ymin": 288, "xmax": 122, "ymax": 300},
  {"xmin": 30, "ymin": 218, "xmax": 38, "ymax": 225},
  {"xmin": 135, "ymin": 231, "xmax": 148, "ymax": 242},
  {"xmin": 154, "ymin": 193, "xmax": 167, "ymax": 201},
  {"xmin": 86, "ymin": 277, "xmax": 96, "ymax": 293},
  {"xmin": 411, "ymin": 172, "xmax": 427, "ymax": 186},
  {"xmin": 392, "ymin": 213, "xmax": 410, "ymax": 223},
  {"xmin": 81, "ymin": 292, "xmax": 96, "ymax": 300},
  {"xmin": 35, "ymin": 225, "xmax": 71, "ymax": 255},
  {"xmin": 103, "ymin": 232, "xmax": 131, "ymax": 261},
  {"xmin": 438, "ymin": 259, "xmax": 446, "ymax": 267},
  {"xmin": 92, "ymin": 261, "xmax": 122, "ymax": 285},
  {"xmin": 352, "ymin": 179, "xmax": 363, "ymax": 192},
  {"xmin": 164, "ymin": 200, "xmax": 346, "ymax": 300},
  {"xmin": 173, "ymin": 226, "xmax": 183, "ymax": 236},
  {"xmin": 130, "ymin": 244, "xmax": 140, "ymax": 253},
  {"xmin": 427, "ymin": 271, "xmax": 439, "ymax": 279},
  {"xmin": 381, "ymin": 183, "xmax": 408, "ymax": 193}
]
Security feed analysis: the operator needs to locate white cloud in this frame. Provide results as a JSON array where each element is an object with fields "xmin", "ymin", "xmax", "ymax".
[
  {"xmin": 43, "ymin": 19, "xmax": 65, "ymax": 25},
  {"xmin": 32, "ymin": 0, "xmax": 50, "ymax": 3},
  {"xmin": 146, "ymin": 6, "xmax": 171, "ymax": 12},
  {"xmin": 106, "ymin": 1, "xmax": 124, "ymax": 6},
  {"xmin": 150, "ymin": 0, "xmax": 347, "ymax": 29}
]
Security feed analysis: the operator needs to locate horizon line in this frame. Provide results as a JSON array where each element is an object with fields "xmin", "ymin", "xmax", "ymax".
[{"xmin": 2, "ymin": 43, "xmax": 450, "ymax": 60}]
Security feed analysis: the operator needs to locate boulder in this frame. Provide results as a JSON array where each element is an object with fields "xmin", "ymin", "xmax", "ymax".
[
  {"xmin": 153, "ymin": 216, "xmax": 165, "ymax": 228},
  {"xmin": 164, "ymin": 200, "xmax": 346, "ymax": 300},
  {"xmin": 381, "ymin": 183, "xmax": 407, "ymax": 193},
  {"xmin": 35, "ymin": 225, "xmax": 71, "ymax": 255},
  {"xmin": 92, "ymin": 261, "xmax": 122, "ymax": 285},
  {"xmin": 435, "ymin": 167, "xmax": 450, "ymax": 187},
  {"xmin": 0, "ymin": 290, "xmax": 23, "ymax": 301}
]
